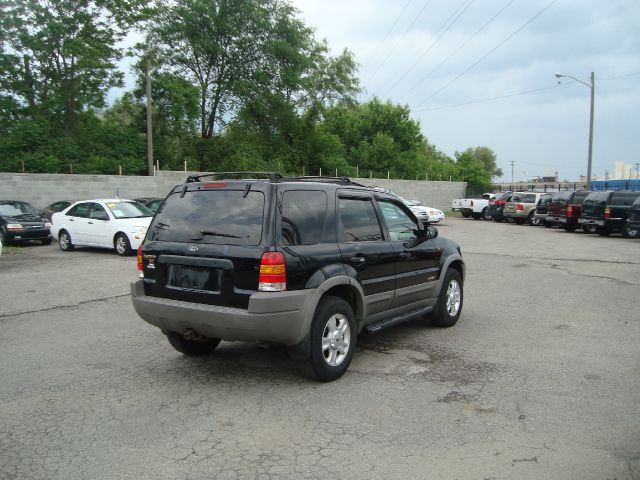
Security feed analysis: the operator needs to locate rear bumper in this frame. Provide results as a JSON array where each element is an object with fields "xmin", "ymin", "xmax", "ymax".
[
  {"xmin": 546, "ymin": 216, "xmax": 567, "ymax": 224},
  {"xmin": 131, "ymin": 280, "xmax": 314, "ymax": 346}
]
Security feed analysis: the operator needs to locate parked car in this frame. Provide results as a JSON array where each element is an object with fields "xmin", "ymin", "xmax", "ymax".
[
  {"xmin": 402, "ymin": 199, "xmax": 445, "ymax": 224},
  {"xmin": 532, "ymin": 193, "xmax": 553, "ymax": 226},
  {"xmin": 459, "ymin": 193, "xmax": 496, "ymax": 219},
  {"xmin": 0, "ymin": 200, "xmax": 52, "ymax": 245},
  {"xmin": 40, "ymin": 200, "xmax": 76, "ymax": 221},
  {"xmin": 546, "ymin": 190, "xmax": 590, "ymax": 232},
  {"xmin": 486, "ymin": 191, "xmax": 513, "ymax": 222},
  {"xmin": 51, "ymin": 199, "xmax": 154, "ymax": 255},
  {"xmin": 131, "ymin": 173, "xmax": 465, "ymax": 382},
  {"xmin": 134, "ymin": 197, "xmax": 164, "ymax": 213},
  {"xmin": 624, "ymin": 196, "xmax": 640, "ymax": 238},
  {"xmin": 580, "ymin": 190, "xmax": 640, "ymax": 236},
  {"xmin": 503, "ymin": 192, "xmax": 547, "ymax": 225}
]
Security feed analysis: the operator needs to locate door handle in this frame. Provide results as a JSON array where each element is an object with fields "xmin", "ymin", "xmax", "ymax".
[
  {"xmin": 88, "ymin": 221, "xmax": 94, "ymax": 224},
  {"xmin": 398, "ymin": 251, "xmax": 411, "ymax": 259},
  {"xmin": 69, "ymin": 218, "xmax": 74, "ymax": 222},
  {"xmin": 349, "ymin": 255, "xmax": 366, "ymax": 265}
]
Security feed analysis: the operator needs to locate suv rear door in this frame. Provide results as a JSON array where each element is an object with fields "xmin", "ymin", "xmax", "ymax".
[
  {"xmin": 336, "ymin": 191, "xmax": 396, "ymax": 316},
  {"xmin": 141, "ymin": 182, "xmax": 271, "ymax": 309}
]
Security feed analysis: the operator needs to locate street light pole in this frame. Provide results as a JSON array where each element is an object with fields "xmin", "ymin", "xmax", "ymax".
[{"xmin": 554, "ymin": 71, "xmax": 595, "ymax": 189}]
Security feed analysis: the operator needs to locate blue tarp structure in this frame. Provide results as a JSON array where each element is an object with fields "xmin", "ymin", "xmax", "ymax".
[{"xmin": 591, "ymin": 179, "xmax": 640, "ymax": 191}]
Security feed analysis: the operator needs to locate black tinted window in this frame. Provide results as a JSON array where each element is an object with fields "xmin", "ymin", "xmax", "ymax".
[
  {"xmin": 147, "ymin": 189, "xmax": 265, "ymax": 246},
  {"xmin": 338, "ymin": 197, "xmax": 383, "ymax": 242},
  {"xmin": 378, "ymin": 199, "xmax": 418, "ymax": 242},
  {"xmin": 280, "ymin": 190, "xmax": 327, "ymax": 246},
  {"xmin": 67, "ymin": 203, "xmax": 91, "ymax": 218}
]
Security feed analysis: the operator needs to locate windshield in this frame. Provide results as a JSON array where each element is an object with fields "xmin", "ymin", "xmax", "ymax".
[
  {"xmin": 104, "ymin": 201, "xmax": 153, "ymax": 219},
  {"xmin": 147, "ymin": 189, "xmax": 265, "ymax": 246},
  {"xmin": 0, "ymin": 202, "xmax": 40, "ymax": 217}
]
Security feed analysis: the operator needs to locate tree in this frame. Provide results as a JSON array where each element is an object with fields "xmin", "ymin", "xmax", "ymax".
[{"xmin": 0, "ymin": 0, "xmax": 149, "ymax": 132}]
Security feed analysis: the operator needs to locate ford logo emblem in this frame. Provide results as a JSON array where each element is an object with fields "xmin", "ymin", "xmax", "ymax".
[{"xmin": 188, "ymin": 245, "xmax": 199, "ymax": 252}]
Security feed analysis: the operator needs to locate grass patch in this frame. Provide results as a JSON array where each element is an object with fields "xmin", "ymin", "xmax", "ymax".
[{"xmin": 447, "ymin": 210, "xmax": 464, "ymax": 218}]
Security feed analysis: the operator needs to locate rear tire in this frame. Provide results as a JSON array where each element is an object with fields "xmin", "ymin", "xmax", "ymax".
[
  {"xmin": 429, "ymin": 269, "xmax": 463, "ymax": 328},
  {"xmin": 623, "ymin": 224, "xmax": 640, "ymax": 238},
  {"xmin": 58, "ymin": 230, "xmax": 74, "ymax": 251},
  {"xmin": 582, "ymin": 224, "xmax": 597, "ymax": 234},
  {"xmin": 167, "ymin": 332, "xmax": 221, "ymax": 356},
  {"xmin": 528, "ymin": 212, "xmax": 540, "ymax": 226},
  {"xmin": 483, "ymin": 208, "xmax": 492, "ymax": 220},
  {"xmin": 301, "ymin": 296, "xmax": 356, "ymax": 382},
  {"xmin": 114, "ymin": 233, "xmax": 131, "ymax": 256},
  {"xmin": 472, "ymin": 212, "xmax": 482, "ymax": 220}
]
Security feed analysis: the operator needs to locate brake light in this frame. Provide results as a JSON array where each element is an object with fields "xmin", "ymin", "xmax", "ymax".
[
  {"xmin": 259, "ymin": 252, "xmax": 286, "ymax": 292},
  {"xmin": 517, "ymin": 204, "xmax": 524, "ymax": 211},
  {"xmin": 567, "ymin": 205, "xmax": 573, "ymax": 217},
  {"xmin": 604, "ymin": 207, "xmax": 611, "ymax": 219},
  {"xmin": 202, "ymin": 181, "xmax": 227, "ymax": 188},
  {"xmin": 496, "ymin": 200, "xmax": 505, "ymax": 205},
  {"xmin": 470, "ymin": 200, "xmax": 474, "ymax": 207},
  {"xmin": 137, "ymin": 245, "xmax": 143, "ymax": 277}
]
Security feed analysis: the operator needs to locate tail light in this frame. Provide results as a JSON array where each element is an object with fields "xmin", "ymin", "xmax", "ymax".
[
  {"xmin": 517, "ymin": 204, "xmax": 524, "ymax": 211},
  {"xmin": 137, "ymin": 245, "xmax": 143, "ymax": 277},
  {"xmin": 470, "ymin": 200, "xmax": 474, "ymax": 206},
  {"xmin": 259, "ymin": 252, "xmax": 286, "ymax": 292},
  {"xmin": 567, "ymin": 205, "xmax": 573, "ymax": 217},
  {"xmin": 496, "ymin": 200, "xmax": 505, "ymax": 206},
  {"xmin": 604, "ymin": 207, "xmax": 611, "ymax": 219}
]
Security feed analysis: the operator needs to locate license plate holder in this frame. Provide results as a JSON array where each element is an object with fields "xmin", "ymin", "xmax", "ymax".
[{"xmin": 167, "ymin": 265, "xmax": 221, "ymax": 293}]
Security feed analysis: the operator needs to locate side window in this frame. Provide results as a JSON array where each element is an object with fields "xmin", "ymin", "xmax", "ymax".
[
  {"xmin": 338, "ymin": 197, "xmax": 383, "ymax": 242},
  {"xmin": 67, "ymin": 203, "xmax": 91, "ymax": 218},
  {"xmin": 377, "ymin": 199, "xmax": 419, "ymax": 242},
  {"xmin": 523, "ymin": 194, "xmax": 537, "ymax": 203},
  {"xmin": 89, "ymin": 204, "xmax": 109, "ymax": 220},
  {"xmin": 280, "ymin": 190, "xmax": 327, "ymax": 246}
]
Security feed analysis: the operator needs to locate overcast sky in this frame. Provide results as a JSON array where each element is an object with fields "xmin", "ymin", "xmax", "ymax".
[{"xmin": 291, "ymin": 0, "xmax": 640, "ymax": 181}]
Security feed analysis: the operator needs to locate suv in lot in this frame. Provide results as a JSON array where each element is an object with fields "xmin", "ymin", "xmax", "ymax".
[
  {"xmin": 503, "ymin": 192, "xmax": 547, "ymax": 225},
  {"xmin": 581, "ymin": 190, "xmax": 640, "ymax": 236},
  {"xmin": 625, "ymin": 196, "xmax": 640, "ymax": 238},
  {"xmin": 546, "ymin": 190, "xmax": 590, "ymax": 232},
  {"xmin": 131, "ymin": 173, "xmax": 465, "ymax": 381}
]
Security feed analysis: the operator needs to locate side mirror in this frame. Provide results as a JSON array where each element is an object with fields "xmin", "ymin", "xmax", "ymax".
[{"xmin": 426, "ymin": 225, "xmax": 438, "ymax": 239}]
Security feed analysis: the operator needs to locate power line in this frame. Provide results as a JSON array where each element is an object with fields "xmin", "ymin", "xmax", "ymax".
[
  {"xmin": 599, "ymin": 71, "xmax": 640, "ymax": 80},
  {"xmin": 362, "ymin": 0, "xmax": 413, "ymax": 68},
  {"xmin": 398, "ymin": 0, "xmax": 516, "ymax": 102},
  {"xmin": 414, "ymin": 0, "xmax": 558, "ymax": 108},
  {"xmin": 414, "ymin": 84, "xmax": 562, "ymax": 112},
  {"xmin": 367, "ymin": 0, "xmax": 434, "ymax": 84},
  {"xmin": 381, "ymin": 0, "xmax": 474, "ymax": 98}
]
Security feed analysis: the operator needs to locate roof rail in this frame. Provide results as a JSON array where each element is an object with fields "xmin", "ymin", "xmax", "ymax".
[
  {"xmin": 186, "ymin": 172, "xmax": 283, "ymax": 183},
  {"xmin": 284, "ymin": 175, "xmax": 356, "ymax": 185}
]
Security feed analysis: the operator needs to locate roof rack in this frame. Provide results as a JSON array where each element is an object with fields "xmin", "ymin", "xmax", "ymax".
[
  {"xmin": 186, "ymin": 172, "xmax": 283, "ymax": 183},
  {"xmin": 284, "ymin": 175, "xmax": 358, "ymax": 185}
]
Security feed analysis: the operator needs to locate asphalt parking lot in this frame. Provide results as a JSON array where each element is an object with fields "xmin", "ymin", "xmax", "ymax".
[{"xmin": 1, "ymin": 217, "xmax": 639, "ymax": 480}]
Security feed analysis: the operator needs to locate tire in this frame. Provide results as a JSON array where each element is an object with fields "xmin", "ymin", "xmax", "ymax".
[
  {"xmin": 528, "ymin": 212, "xmax": 540, "ymax": 226},
  {"xmin": 483, "ymin": 208, "xmax": 492, "ymax": 220},
  {"xmin": 563, "ymin": 225, "xmax": 578, "ymax": 232},
  {"xmin": 114, "ymin": 233, "xmax": 131, "ymax": 256},
  {"xmin": 301, "ymin": 296, "xmax": 356, "ymax": 382},
  {"xmin": 582, "ymin": 224, "xmax": 597, "ymax": 234},
  {"xmin": 167, "ymin": 332, "xmax": 221, "ymax": 356},
  {"xmin": 472, "ymin": 212, "xmax": 482, "ymax": 220},
  {"xmin": 58, "ymin": 230, "xmax": 74, "ymax": 251},
  {"xmin": 596, "ymin": 226, "xmax": 611, "ymax": 236},
  {"xmin": 429, "ymin": 269, "xmax": 463, "ymax": 328},
  {"xmin": 41, "ymin": 238, "xmax": 52, "ymax": 245},
  {"xmin": 623, "ymin": 224, "xmax": 640, "ymax": 239}
]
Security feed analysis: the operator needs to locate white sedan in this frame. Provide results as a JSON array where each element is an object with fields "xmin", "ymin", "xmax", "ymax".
[
  {"xmin": 51, "ymin": 199, "xmax": 153, "ymax": 256},
  {"xmin": 402, "ymin": 199, "xmax": 446, "ymax": 224}
]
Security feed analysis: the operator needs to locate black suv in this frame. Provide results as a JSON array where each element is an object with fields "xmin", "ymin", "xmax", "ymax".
[
  {"xmin": 131, "ymin": 173, "xmax": 465, "ymax": 381},
  {"xmin": 581, "ymin": 190, "xmax": 640, "ymax": 236},
  {"xmin": 625, "ymin": 196, "xmax": 640, "ymax": 238}
]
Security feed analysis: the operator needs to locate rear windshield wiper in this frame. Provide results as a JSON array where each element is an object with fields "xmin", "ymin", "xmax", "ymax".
[{"xmin": 191, "ymin": 230, "xmax": 242, "ymax": 240}]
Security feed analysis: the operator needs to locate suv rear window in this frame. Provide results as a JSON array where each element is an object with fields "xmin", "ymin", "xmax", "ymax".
[
  {"xmin": 280, "ymin": 190, "xmax": 327, "ymax": 246},
  {"xmin": 147, "ymin": 190, "xmax": 265, "ymax": 246}
]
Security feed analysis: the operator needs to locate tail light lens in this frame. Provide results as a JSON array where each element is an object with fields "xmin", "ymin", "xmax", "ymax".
[
  {"xmin": 567, "ymin": 205, "xmax": 573, "ymax": 217},
  {"xmin": 496, "ymin": 200, "xmax": 505, "ymax": 206},
  {"xmin": 470, "ymin": 200, "xmax": 474, "ymax": 206},
  {"xmin": 259, "ymin": 252, "xmax": 286, "ymax": 292},
  {"xmin": 137, "ymin": 245, "xmax": 143, "ymax": 277},
  {"xmin": 517, "ymin": 204, "xmax": 524, "ymax": 211},
  {"xmin": 604, "ymin": 207, "xmax": 611, "ymax": 219}
]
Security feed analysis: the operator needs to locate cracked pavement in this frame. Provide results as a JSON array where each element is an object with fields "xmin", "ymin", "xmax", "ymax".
[{"xmin": 1, "ymin": 218, "xmax": 639, "ymax": 479}]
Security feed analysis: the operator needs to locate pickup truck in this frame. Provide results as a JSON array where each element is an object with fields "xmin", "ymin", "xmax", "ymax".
[{"xmin": 452, "ymin": 193, "xmax": 496, "ymax": 219}]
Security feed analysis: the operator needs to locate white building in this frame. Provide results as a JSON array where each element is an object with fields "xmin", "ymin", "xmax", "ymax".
[{"xmin": 614, "ymin": 161, "xmax": 633, "ymax": 179}]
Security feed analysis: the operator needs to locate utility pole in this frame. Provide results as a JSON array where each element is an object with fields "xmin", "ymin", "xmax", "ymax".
[
  {"xmin": 146, "ymin": 58, "xmax": 154, "ymax": 176},
  {"xmin": 510, "ymin": 161, "xmax": 515, "ymax": 184}
]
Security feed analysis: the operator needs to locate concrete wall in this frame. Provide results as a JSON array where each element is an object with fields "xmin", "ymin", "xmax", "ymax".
[{"xmin": 0, "ymin": 172, "xmax": 466, "ymax": 212}]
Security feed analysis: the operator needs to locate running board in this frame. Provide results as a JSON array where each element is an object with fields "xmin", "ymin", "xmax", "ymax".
[{"xmin": 364, "ymin": 306, "xmax": 434, "ymax": 334}]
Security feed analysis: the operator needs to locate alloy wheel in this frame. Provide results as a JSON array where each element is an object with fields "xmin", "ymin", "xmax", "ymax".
[
  {"xmin": 321, "ymin": 313, "xmax": 351, "ymax": 367},
  {"xmin": 446, "ymin": 279, "xmax": 461, "ymax": 316}
]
